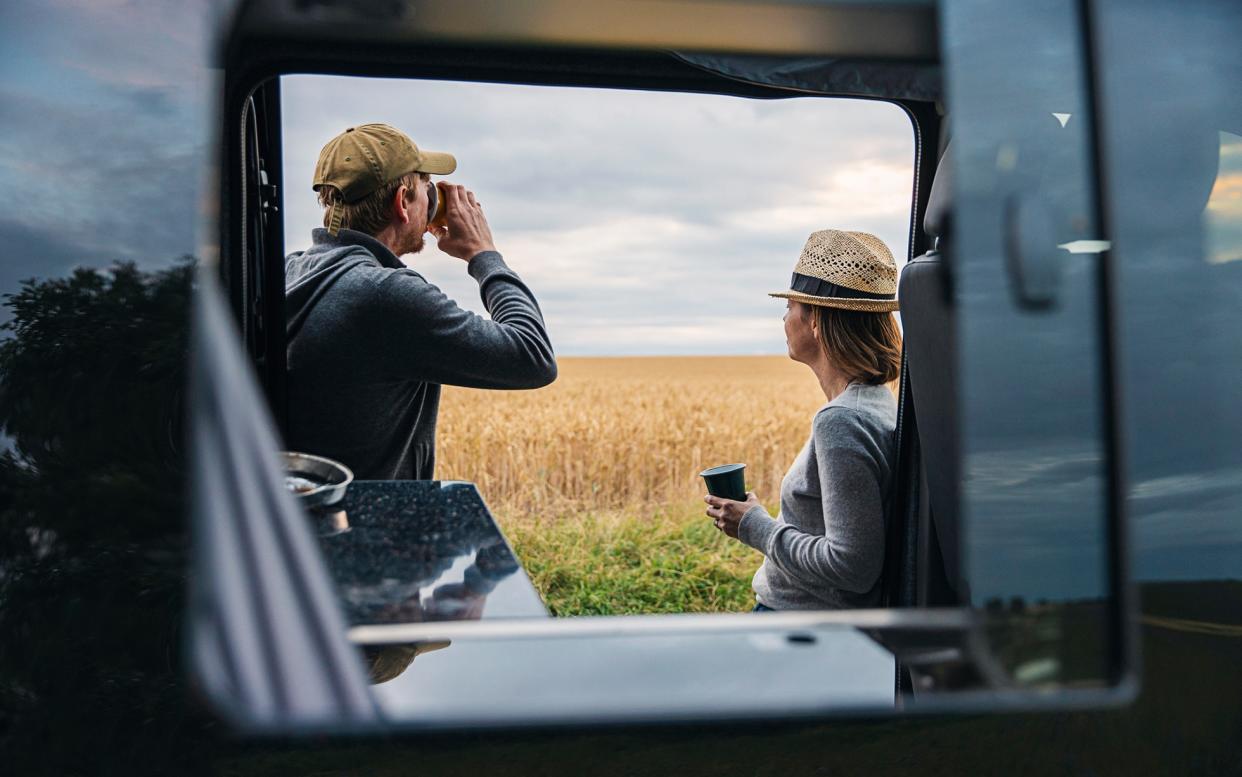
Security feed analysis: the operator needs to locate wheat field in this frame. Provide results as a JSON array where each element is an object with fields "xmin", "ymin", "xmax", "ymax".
[
  {"xmin": 435, "ymin": 355, "xmax": 833, "ymax": 614},
  {"xmin": 436, "ymin": 356, "xmax": 828, "ymax": 522}
]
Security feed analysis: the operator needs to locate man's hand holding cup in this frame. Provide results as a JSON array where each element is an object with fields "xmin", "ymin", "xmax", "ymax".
[{"xmin": 430, "ymin": 182, "xmax": 496, "ymax": 262}]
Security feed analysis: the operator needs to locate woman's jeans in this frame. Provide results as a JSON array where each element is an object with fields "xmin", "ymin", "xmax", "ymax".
[{"xmin": 752, "ymin": 603, "xmax": 776, "ymax": 612}]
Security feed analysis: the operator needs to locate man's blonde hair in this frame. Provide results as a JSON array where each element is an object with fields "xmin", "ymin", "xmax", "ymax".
[{"xmin": 317, "ymin": 172, "xmax": 425, "ymax": 236}]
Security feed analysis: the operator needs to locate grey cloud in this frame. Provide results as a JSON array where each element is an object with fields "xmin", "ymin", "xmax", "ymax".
[
  {"xmin": 0, "ymin": 82, "xmax": 205, "ymax": 247},
  {"xmin": 0, "ymin": 0, "xmax": 211, "ymax": 284},
  {"xmin": 1128, "ymin": 468, "xmax": 1242, "ymax": 580},
  {"xmin": 0, "ymin": 218, "xmax": 118, "ymax": 328},
  {"xmin": 961, "ymin": 443, "xmax": 1109, "ymax": 602},
  {"xmin": 282, "ymin": 75, "xmax": 914, "ymax": 356},
  {"xmin": 39, "ymin": 0, "xmax": 211, "ymax": 89}
]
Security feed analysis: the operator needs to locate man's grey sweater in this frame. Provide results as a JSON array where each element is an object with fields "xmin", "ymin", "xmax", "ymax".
[
  {"xmin": 738, "ymin": 382, "xmax": 896, "ymax": 610},
  {"xmin": 284, "ymin": 228, "xmax": 556, "ymax": 481}
]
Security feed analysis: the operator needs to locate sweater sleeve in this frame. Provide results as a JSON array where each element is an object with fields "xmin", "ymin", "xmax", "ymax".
[
  {"xmin": 738, "ymin": 409, "xmax": 886, "ymax": 594},
  {"xmin": 370, "ymin": 251, "xmax": 558, "ymax": 389}
]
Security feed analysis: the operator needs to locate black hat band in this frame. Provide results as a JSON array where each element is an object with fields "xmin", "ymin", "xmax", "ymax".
[{"xmin": 790, "ymin": 272, "xmax": 893, "ymax": 301}]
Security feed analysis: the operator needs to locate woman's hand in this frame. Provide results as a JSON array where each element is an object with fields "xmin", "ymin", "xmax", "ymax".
[{"xmin": 704, "ymin": 491, "xmax": 761, "ymax": 539}]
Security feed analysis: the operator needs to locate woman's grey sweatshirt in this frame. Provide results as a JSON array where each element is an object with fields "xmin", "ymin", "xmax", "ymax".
[
  {"xmin": 284, "ymin": 228, "xmax": 556, "ymax": 481},
  {"xmin": 739, "ymin": 382, "xmax": 897, "ymax": 610}
]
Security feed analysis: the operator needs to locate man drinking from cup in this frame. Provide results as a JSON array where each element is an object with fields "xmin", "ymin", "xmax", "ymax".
[{"xmin": 285, "ymin": 124, "xmax": 557, "ymax": 480}]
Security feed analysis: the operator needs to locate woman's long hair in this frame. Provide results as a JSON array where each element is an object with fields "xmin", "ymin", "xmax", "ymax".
[{"xmin": 811, "ymin": 307, "xmax": 903, "ymax": 386}]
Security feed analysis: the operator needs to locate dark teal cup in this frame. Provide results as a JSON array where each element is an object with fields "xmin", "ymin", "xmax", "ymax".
[{"xmin": 700, "ymin": 463, "xmax": 747, "ymax": 502}]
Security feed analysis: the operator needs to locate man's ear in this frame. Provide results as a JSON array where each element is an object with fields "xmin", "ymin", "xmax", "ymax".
[{"xmin": 391, "ymin": 185, "xmax": 411, "ymax": 225}]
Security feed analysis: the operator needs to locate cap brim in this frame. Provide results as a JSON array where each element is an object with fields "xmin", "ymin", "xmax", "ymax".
[
  {"xmin": 769, "ymin": 290, "xmax": 899, "ymax": 312},
  {"xmin": 416, "ymin": 150, "xmax": 457, "ymax": 175}
]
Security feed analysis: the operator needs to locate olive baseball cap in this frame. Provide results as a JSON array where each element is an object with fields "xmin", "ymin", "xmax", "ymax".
[{"xmin": 313, "ymin": 123, "xmax": 457, "ymax": 234}]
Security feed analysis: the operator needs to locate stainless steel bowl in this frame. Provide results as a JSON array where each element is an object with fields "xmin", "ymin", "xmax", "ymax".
[{"xmin": 281, "ymin": 451, "xmax": 354, "ymax": 512}]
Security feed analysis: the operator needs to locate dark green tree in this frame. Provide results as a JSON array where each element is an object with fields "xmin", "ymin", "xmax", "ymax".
[{"xmin": 0, "ymin": 260, "xmax": 215, "ymax": 775}]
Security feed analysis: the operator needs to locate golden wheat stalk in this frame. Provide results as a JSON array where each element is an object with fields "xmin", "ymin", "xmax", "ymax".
[{"xmin": 435, "ymin": 356, "xmax": 828, "ymax": 523}]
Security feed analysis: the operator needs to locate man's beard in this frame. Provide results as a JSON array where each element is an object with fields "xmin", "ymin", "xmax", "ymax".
[{"xmin": 400, "ymin": 231, "xmax": 425, "ymax": 257}]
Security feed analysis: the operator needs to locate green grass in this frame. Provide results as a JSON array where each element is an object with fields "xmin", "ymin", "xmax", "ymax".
[{"xmin": 501, "ymin": 501, "xmax": 765, "ymax": 616}]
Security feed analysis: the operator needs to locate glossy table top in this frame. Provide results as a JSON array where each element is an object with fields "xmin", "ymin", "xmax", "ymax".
[{"xmin": 317, "ymin": 480, "xmax": 548, "ymax": 628}]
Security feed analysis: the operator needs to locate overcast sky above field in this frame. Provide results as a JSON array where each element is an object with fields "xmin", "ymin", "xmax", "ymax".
[{"xmin": 282, "ymin": 75, "xmax": 914, "ymax": 356}]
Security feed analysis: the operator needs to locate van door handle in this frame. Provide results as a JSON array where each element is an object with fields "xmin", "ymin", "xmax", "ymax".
[{"xmin": 1003, "ymin": 194, "xmax": 1063, "ymax": 310}]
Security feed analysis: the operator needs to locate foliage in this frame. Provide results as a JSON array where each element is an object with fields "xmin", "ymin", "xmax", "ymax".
[{"xmin": 0, "ymin": 260, "xmax": 213, "ymax": 774}]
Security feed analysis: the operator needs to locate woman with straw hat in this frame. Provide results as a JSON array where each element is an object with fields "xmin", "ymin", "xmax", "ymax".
[{"xmin": 705, "ymin": 229, "xmax": 902, "ymax": 610}]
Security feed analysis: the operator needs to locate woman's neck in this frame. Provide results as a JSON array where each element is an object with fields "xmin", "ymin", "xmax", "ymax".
[{"xmin": 807, "ymin": 355, "xmax": 851, "ymax": 403}]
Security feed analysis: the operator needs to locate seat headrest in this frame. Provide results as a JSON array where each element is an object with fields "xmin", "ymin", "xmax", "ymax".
[{"xmin": 923, "ymin": 142, "xmax": 952, "ymax": 240}]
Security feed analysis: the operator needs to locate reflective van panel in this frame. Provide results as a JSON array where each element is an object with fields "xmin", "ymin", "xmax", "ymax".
[
  {"xmin": 0, "ymin": 0, "xmax": 222, "ymax": 772},
  {"xmin": 941, "ymin": 0, "xmax": 1116, "ymax": 686},
  {"xmin": 1094, "ymin": 0, "xmax": 1242, "ymax": 585}
]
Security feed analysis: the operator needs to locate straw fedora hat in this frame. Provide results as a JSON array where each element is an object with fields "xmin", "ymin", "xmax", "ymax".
[{"xmin": 770, "ymin": 229, "xmax": 899, "ymax": 312}]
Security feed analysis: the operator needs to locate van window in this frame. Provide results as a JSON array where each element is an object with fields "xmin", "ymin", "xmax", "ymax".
[{"xmin": 279, "ymin": 75, "xmax": 914, "ymax": 616}]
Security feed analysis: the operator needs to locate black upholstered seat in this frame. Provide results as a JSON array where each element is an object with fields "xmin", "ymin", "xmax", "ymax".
[{"xmin": 896, "ymin": 145, "xmax": 964, "ymax": 606}]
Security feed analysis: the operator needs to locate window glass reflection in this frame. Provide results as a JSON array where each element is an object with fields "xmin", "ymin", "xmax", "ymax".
[{"xmin": 1205, "ymin": 131, "xmax": 1242, "ymax": 266}]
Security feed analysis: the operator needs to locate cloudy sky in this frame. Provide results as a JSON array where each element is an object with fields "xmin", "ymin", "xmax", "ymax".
[
  {"xmin": 282, "ymin": 75, "xmax": 914, "ymax": 355},
  {"xmin": 0, "ymin": 0, "xmax": 215, "ymax": 330}
]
